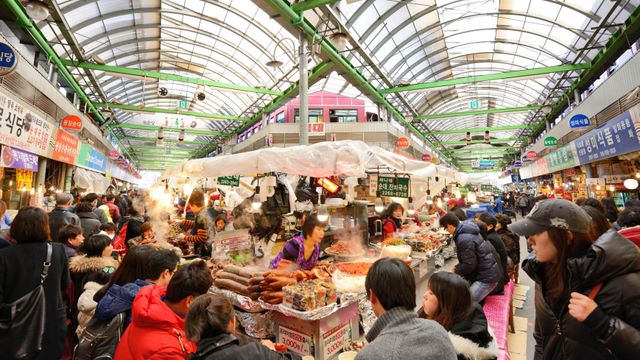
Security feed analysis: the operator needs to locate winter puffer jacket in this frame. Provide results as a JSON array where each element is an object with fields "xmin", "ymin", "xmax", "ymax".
[
  {"xmin": 448, "ymin": 302, "xmax": 498, "ymax": 360},
  {"xmin": 48, "ymin": 207, "xmax": 81, "ymax": 242},
  {"xmin": 453, "ymin": 222, "xmax": 499, "ymax": 284},
  {"xmin": 188, "ymin": 334, "xmax": 301, "ymax": 360},
  {"xmin": 76, "ymin": 281, "xmax": 103, "ymax": 337},
  {"xmin": 523, "ymin": 229, "xmax": 640, "ymax": 360},
  {"xmin": 77, "ymin": 211, "xmax": 102, "ymax": 238},
  {"xmin": 114, "ymin": 285, "xmax": 196, "ymax": 359},
  {"xmin": 94, "ymin": 279, "xmax": 151, "ymax": 327},
  {"xmin": 486, "ymin": 231, "xmax": 509, "ymax": 284}
]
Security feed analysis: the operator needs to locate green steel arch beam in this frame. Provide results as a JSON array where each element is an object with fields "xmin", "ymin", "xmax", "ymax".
[
  {"xmin": 430, "ymin": 125, "xmax": 535, "ymax": 135},
  {"xmin": 94, "ymin": 103, "xmax": 250, "ymax": 122},
  {"xmin": 109, "ymin": 124, "xmax": 222, "ymax": 136},
  {"xmin": 414, "ymin": 106, "xmax": 541, "ymax": 121}
]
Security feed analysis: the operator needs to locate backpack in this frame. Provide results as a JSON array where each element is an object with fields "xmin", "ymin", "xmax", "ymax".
[
  {"xmin": 73, "ymin": 312, "xmax": 125, "ymax": 360},
  {"xmin": 112, "ymin": 221, "xmax": 129, "ymax": 256},
  {"xmin": 518, "ymin": 197, "xmax": 528, "ymax": 207}
]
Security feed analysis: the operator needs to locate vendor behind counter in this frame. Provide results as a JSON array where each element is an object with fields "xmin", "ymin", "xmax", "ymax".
[
  {"xmin": 269, "ymin": 215, "xmax": 324, "ymax": 270},
  {"xmin": 382, "ymin": 202, "xmax": 404, "ymax": 239}
]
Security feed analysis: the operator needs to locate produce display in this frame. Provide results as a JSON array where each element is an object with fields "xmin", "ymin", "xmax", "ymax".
[
  {"xmin": 282, "ymin": 279, "xmax": 337, "ymax": 312},
  {"xmin": 335, "ymin": 262, "xmax": 372, "ymax": 276},
  {"xmin": 405, "ymin": 233, "xmax": 446, "ymax": 252}
]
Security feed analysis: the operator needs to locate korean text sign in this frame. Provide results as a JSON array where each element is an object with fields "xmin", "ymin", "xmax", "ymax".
[
  {"xmin": 77, "ymin": 143, "xmax": 107, "ymax": 173},
  {"xmin": 377, "ymin": 176, "xmax": 410, "ymax": 198},
  {"xmin": 1, "ymin": 145, "xmax": 38, "ymax": 171},
  {"xmin": 574, "ymin": 111, "xmax": 640, "ymax": 164},
  {"xmin": 0, "ymin": 88, "xmax": 54, "ymax": 157},
  {"xmin": 52, "ymin": 129, "xmax": 79, "ymax": 165}
]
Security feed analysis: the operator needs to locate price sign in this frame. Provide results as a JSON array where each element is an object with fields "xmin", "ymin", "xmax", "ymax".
[
  {"xmin": 217, "ymin": 175, "xmax": 240, "ymax": 186},
  {"xmin": 0, "ymin": 42, "xmax": 17, "ymax": 76},
  {"xmin": 377, "ymin": 176, "xmax": 410, "ymax": 198},
  {"xmin": 322, "ymin": 322, "xmax": 351, "ymax": 359},
  {"xmin": 279, "ymin": 325, "xmax": 312, "ymax": 356}
]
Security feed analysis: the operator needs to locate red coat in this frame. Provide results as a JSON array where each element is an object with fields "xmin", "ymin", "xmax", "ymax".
[
  {"xmin": 382, "ymin": 218, "xmax": 399, "ymax": 239},
  {"xmin": 618, "ymin": 226, "xmax": 640, "ymax": 248},
  {"xmin": 115, "ymin": 285, "xmax": 195, "ymax": 360}
]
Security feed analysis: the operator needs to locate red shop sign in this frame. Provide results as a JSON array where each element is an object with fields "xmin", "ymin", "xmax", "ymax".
[
  {"xmin": 52, "ymin": 129, "xmax": 79, "ymax": 165},
  {"xmin": 61, "ymin": 115, "xmax": 83, "ymax": 133},
  {"xmin": 526, "ymin": 150, "xmax": 537, "ymax": 160},
  {"xmin": 396, "ymin": 137, "xmax": 410, "ymax": 149},
  {"xmin": 422, "ymin": 153, "xmax": 432, "ymax": 161}
]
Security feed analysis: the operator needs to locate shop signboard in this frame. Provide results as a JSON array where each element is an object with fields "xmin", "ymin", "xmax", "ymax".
[
  {"xmin": 0, "ymin": 42, "xmax": 17, "ymax": 76},
  {"xmin": 511, "ymin": 174, "xmax": 522, "ymax": 183},
  {"xmin": 77, "ymin": 143, "xmax": 107, "ymax": 173},
  {"xmin": 61, "ymin": 115, "xmax": 83, "ymax": 133},
  {"xmin": 480, "ymin": 184, "xmax": 493, "ymax": 192},
  {"xmin": 570, "ymin": 114, "xmax": 590, "ymax": 129},
  {"xmin": 574, "ymin": 111, "xmax": 640, "ymax": 164},
  {"xmin": 526, "ymin": 150, "xmax": 537, "ymax": 160},
  {"xmin": 377, "ymin": 176, "xmax": 410, "ymax": 198},
  {"xmin": 472, "ymin": 160, "xmax": 494, "ymax": 168},
  {"xmin": 16, "ymin": 168, "xmax": 33, "ymax": 189},
  {"xmin": 322, "ymin": 321, "xmax": 351, "ymax": 359},
  {"xmin": 308, "ymin": 123, "xmax": 325, "ymax": 136},
  {"xmin": 52, "ymin": 129, "xmax": 79, "ymax": 165},
  {"xmin": 0, "ymin": 88, "xmax": 55, "ymax": 157},
  {"xmin": 604, "ymin": 174, "xmax": 626, "ymax": 184},
  {"xmin": 545, "ymin": 143, "xmax": 578, "ymax": 173},
  {"xmin": 395, "ymin": 136, "xmax": 410, "ymax": 149},
  {"xmin": 422, "ymin": 153, "xmax": 431, "ymax": 162},
  {"xmin": 1, "ymin": 146, "xmax": 38, "ymax": 171},
  {"xmin": 544, "ymin": 136, "xmax": 558, "ymax": 146},
  {"xmin": 279, "ymin": 325, "xmax": 312, "ymax": 356},
  {"xmin": 217, "ymin": 175, "xmax": 240, "ymax": 187},
  {"xmin": 513, "ymin": 161, "xmax": 522, "ymax": 168}
]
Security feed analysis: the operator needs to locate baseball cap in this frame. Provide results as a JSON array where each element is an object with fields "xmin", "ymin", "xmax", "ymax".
[{"xmin": 508, "ymin": 199, "xmax": 591, "ymax": 237}]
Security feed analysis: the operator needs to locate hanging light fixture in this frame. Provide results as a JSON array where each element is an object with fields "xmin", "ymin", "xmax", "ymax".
[
  {"xmin": 24, "ymin": 1, "xmax": 50, "ymax": 21},
  {"xmin": 609, "ymin": 185, "xmax": 616, "ymax": 192},
  {"xmin": 317, "ymin": 203, "xmax": 329, "ymax": 222},
  {"xmin": 157, "ymin": 127, "xmax": 164, "ymax": 140},
  {"xmin": 21, "ymin": 184, "xmax": 27, "ymax": 192},
  {"xmin": 541, "ymin": 105, "xmax": 553, "ymax": 114},
  {"xmin": 624, "ymin": 178, "xmax": 639, "ymax": 190},
  {"xmin": 466, "ymin": 131, "xmax": 472, "ymax": 145},
  {"xmin": 484, "ymin": 130, "xmax": 491, "ymax": 144},
  {"xmin": 183, "ymin": 178, "xmax": 193, "ymax": 196},
  {"xmin": 455, "ymin": 189, "xmax": 461, "ymax": 199},
  {"xmin": 636, "ymin": 172, "xmax": 640, "ymax": 179},
  {"xmin": 407, "ymin": 197, "xmax": 415, "ymax": 216},
  {"xmin": 30, "ymin": 187, "xmax": 35, "ymax": 195},
  {"xmin": 596, "ymin": 185, "xmax": 601, "ymax": 191},
  {"xmin": 374, "ymin": 190, "xmax": 384, "ymax": 213},
  {"xmin": 178, "ymin": 129, "xmax": 185, "ymax": 142},
  {"xmin": 436, "ymin": 197, "xmax": 443, "ymax": 209}
]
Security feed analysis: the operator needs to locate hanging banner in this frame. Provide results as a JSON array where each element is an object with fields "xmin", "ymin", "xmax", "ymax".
[
  {"xmin": 15, "ymin": 168, "xmax": 33, "ymax": 189},
  {"xmin": 1, "ymin": 145, "xmax": 38, "ymax": 171},
  {"xmin": 77, "ymin": 143, "xmax": 107, "ymax": 173},
  {"xmin": 574, "ymin": 110, "xmax": 640, "ymax": 164},
  {"xmin": 0, "ymin": 88, "xmax": 55, "ymax": 157},
  {"xmin": 52, "ymin": 129, "xmax": 79, "ymax": 165}
]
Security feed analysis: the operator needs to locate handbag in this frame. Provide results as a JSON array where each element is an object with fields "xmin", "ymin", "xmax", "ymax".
[{"xmin": 0, "ymin": 243, "xmax": 52, "ymax": 359}]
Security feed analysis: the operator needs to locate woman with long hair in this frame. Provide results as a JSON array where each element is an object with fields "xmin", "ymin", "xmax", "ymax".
[
  {"xmin": 422, "ymin": 271, "xmax": 497, "ymax": 360},
  {"xmin": 510, "ymin": 199, "xmax": 640, "ymax": 359},
  {"xmin": 600, "ymin": 197, "xmax": 619, "ymax": 224},
  {"xmin": 382, "ymin": 202, "xmax": 404, "ymax": 239},
  {"xmin": 0, "ymin": 199, "xmax": 11, "ymax": 231},
  {"xmin": 0, "ymin": 207, "xmax": 69, "ymax": 359}
]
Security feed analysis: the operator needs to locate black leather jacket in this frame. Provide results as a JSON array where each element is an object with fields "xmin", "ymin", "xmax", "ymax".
[
  {"xmin": 49, "ymin": 207, "xmax": 81, "ymax": 242},
  {"xmin": 188, "ymin": 334, "xmax": 301, "ymax": 360},
  {"xmin": 523, "ymin": 230, "xmax": 640, "ymax": 359}
]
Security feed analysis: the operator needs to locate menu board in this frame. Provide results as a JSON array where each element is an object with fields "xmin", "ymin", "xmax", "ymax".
[
  {"xmin": 16, "ymin": 168, "xmax": 33, "ymax": 189},
  {"xmin": 52, "ymin": 129, "xmax": 79, "ymax": 165},
  {"xmin": 377, "ymin": 176, "xmax": 410, "ymax": 198},
  {"xmin": 0, "ymin": 88, "xmax": 54, "ymax": 157},
  {"xmin": 1, "ymin": 145, "xmax": 38, "ymax": 171}
]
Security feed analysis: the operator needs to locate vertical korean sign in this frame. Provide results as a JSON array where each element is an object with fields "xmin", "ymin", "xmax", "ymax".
[
  {"xmin": 52, "ymin": 129, "xmax": 79, "ymax": 165},
  {"xmin": 0, "ymin": 88, "xmax": 54, "ymax": 157}
]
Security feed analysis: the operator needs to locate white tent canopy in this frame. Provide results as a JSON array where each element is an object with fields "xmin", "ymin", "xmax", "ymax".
[
  {"xmin": 74, "ymin": 167, "xmax": 111, "ymax": 194},
  {"xmin": 163, "ymin": 140, "xmax": 460, "ymax": 182}
]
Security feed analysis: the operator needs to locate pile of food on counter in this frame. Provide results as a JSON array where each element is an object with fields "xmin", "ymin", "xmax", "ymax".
[
  {"xmin": 404, "ymin": 232, "xmax": 446, "ymax": 252},
  {"xmin": 335, "ymin": 262, "xmax": 372, "ymax": 276},
  {"xmin": 213, "ymin": 264, "xmax": 263, "ymax": 299},
  {"xmin": 380, "ymin": 238, "xmax": 412, "ymax": 260},
  {"xmin": 283, "ymin": 279, "xmax": 337, "ymax": 311},
  {"xmin": 324, "ymin": 240, "xmax": 366, "ymax": 259}
]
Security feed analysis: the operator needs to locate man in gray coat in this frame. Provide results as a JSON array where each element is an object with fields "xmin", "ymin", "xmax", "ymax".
[
  {"xmin": 49, "ymin": 193, "xmax": 81, "ymax": 242},
  {"xmin": 356, "ymin": 258, "xmax": 456, "ymax": 360}
]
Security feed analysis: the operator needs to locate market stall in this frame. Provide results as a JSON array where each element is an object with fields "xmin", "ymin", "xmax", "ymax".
[{"xmin": 156, "ymin": 141, "xmax": 461, "ymax": 359}]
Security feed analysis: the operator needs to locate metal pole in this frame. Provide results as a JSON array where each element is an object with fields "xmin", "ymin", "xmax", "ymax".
[
  {"xmin": 298, "ymin": 31, "xmax": 309, "ymax": 145},
  {"xmin": 36, "ymin": 158, "xmax": 47, "ymax": 190}
]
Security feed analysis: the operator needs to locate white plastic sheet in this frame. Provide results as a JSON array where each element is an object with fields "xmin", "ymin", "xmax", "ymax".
[
  {"xmin": 74, "ymin": 167, "xmax": 111, "ymax": 194},
  {"xmin": 163, "ymin": 141, "xmax": 461, "ymax": 181}
]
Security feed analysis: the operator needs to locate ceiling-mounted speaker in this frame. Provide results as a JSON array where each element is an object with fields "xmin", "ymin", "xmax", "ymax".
[
  {"xmin": 197, "ymin": 92, "xmax": 206, "ymax": 101},
  {"xmin": 158, "ymin": 87, "xmax": 168, "ymax": 97}
]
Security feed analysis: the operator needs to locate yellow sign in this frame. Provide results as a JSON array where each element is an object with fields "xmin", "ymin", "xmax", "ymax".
[{"xmin": 16, "ymin": 168, "xmax": 33, "ymax": 189}]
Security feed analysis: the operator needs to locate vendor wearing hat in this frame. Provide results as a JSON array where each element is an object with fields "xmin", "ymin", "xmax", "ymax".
[{"xmin": 510, "ymin": 199, "xmax": 640, "ymax": 360}]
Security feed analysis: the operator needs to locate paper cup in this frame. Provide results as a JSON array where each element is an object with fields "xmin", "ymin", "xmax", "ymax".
[{"xmin": 338, "ymin": 351, "xmax": 358, "ymax": 360}]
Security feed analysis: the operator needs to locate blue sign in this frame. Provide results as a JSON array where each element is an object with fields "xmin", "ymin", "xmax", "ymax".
[
  {"xmin": 570, "ymin": 114, "xmax": 590, "ymax": 129},
  {"xmin": 574, "ymin": 111, "xmax": 640, "ymax": 164},
  {"xmin": 513, "ymin": 161, "xmax": 522, "ymax": 168},
  {"xmin": 521, "ymin": 155, "xmax": 531, "ymax": 162},
  {"xmin": 478, "ymin": 160, "xmax": 494, "ymax": 167},
  {"xmin": 0, "ymin": 42, "xmax": 17, "ymax": 76},
  {"xmin": 511, "ymin": 174, "xmax": 522, "ymax": 183}
]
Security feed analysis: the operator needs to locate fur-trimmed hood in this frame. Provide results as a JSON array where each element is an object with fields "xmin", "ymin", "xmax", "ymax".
[
  {"xmin": 69, "ymin": 255, "xmax": 118, "ymax": 273},
  {"xmin": 448, "ymin": 331, "xmax": 498, "ymax": 360}
]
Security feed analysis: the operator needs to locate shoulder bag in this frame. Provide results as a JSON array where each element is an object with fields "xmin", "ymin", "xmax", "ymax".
[{"xmin": 0, "ymin": 243, "xmax": 52, "ymax": 359}]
